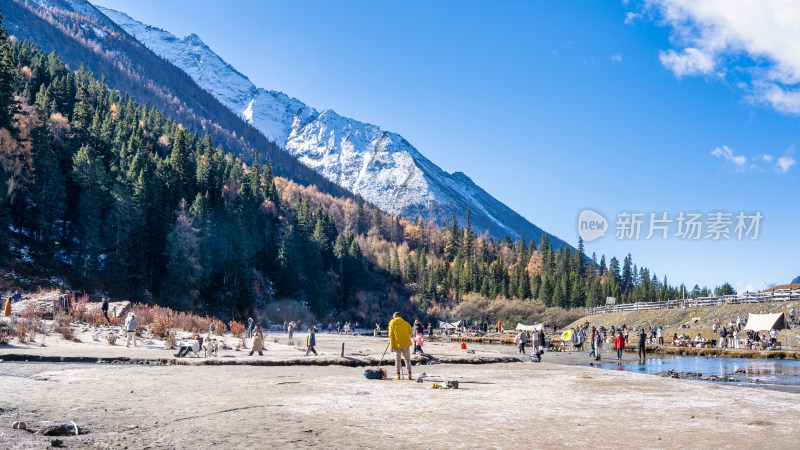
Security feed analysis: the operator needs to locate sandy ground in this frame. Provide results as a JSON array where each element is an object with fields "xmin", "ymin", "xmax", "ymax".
[
  {"xmin": 2, "ymin": 359, "xmax": 800, "ymax": 449},
  {"xmin": 3, "ymin": 327, "xmax": 800, "ymax": 448}
]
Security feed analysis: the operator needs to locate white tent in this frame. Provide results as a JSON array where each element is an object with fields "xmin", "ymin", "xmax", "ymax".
[
  {"xmin": 516, "ymin": 323, "xmax": 544, "ymax": 332},
  {"xmin": 743, "ymin": 313, "xmax": 786, "ymax": 332},
  {"xmin": 439, "ymin": 321, "xmax": 462, "ymax": 330}
]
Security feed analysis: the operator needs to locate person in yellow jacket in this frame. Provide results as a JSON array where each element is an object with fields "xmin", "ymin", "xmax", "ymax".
[{"xmin": 388, "ymin": 312, "xmax": 414, "ymax": 380}]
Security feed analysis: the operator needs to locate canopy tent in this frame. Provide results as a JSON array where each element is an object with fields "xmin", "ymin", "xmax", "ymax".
[
  {"xmin": 682, "ymin": 317, "xmax": 701, "ymax": 328},
  {"xmin": 439, "ymin": 321, "xmax": 463, "ymax": 330},
  {"xmin": 516, "ymin": 323, "xmax": 544, "ymax": 332},
  {"xmin": 743, "ymin": 313, "xmax": 786, "ymax": 332}
]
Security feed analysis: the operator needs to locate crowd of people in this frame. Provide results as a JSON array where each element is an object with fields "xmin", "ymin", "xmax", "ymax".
[{"xmin": 541, "ymin": 315, "xmax": 790, "ymax": 362}]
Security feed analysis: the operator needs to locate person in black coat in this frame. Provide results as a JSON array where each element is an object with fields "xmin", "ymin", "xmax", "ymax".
[{"xmin": 101, "ymin": 297, "xmax": 110, "ymax": 324}]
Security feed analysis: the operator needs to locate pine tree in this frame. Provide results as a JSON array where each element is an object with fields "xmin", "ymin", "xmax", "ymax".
[
  {"xmin": 353, "ymin": 195, "xmax": 365, "ymax": 235},
  {"xmin": 71, "ymin": 143, "xmax": 109, "ymax": 287},
  {"xmin": 391, "ymin": 247, "xmax": 401, "ymax": 278},
  {"xmin": 570, "ymin": 275, "xmax": 585, "ymax": 307},
  {"xmin": 608, "ymin": 257, "xmax": 620, "ymax": 285},
  {"xmin": 28, "ymin": 127, "xmax": 65, "ymax": 264},
  {"xmin": 539, "ymin": 275, "xmax": 554, "ymax": 307},
  {"xmin": 371, "ymin": 207, "xmax": 383, "ymax": 235},
  {"xmin": 530, "ymin": 272, "xmax": 541, "ymax": 299},
  {"xmin": 169, "ymin": 128, "xmax": 193, "ymax": 204},
  {"xmin": 599, "ymin": 254, "xmax": 607, "ymax": 277},
  {"xmin": 622, "ymin": 254, "xmax": 633, "ymax": 295},
  {"xmin": 71, "ymin": 84, "xmax": 94, "ymax": 135},
  {"xmin": 162, "ymin": 201, "xmax": 203, "ymax": 310},
  {"xmin": 445, "ymin": 214, "xmax": 459, "ymax": 261},
  {"xmin": 0, "ymin": 12, "xmax": 19, "ymax": 131},
  {"xmin": 228, "ymin": 222, "xmax": 254, "ymax": 312},
  {"xmin": 517, "ymin": 264, "xmax": 531, "ymax": 300},
  {"xmin": 574, "ymin": 237, "xmax": 585, "ymax": 276},
  {"xmin": 276, "ymin": 232, "xmax": 300, "ymax": 296},
  {"xmin": 553, "ymin": 278, "xmax": 566, "ymax": 308},
  {"xmin": 462, "ymin": 208, "xmax": 473, "ymax": 258},
  {"xmin": 0, "ymin": 167, "xmax": 9, "ymax": 263}
]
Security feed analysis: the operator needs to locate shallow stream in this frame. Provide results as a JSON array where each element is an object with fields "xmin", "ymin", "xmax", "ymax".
[{"xmin": 585, "ymin": 356, "xmax": 800, "ymax": 392}]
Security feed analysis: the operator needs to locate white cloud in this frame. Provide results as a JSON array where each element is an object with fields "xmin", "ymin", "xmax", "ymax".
[
  {"xmin": 658, "ymin": 47, "xmax": 716, "ymax": 78},
  {"xmin": 610, "ymin": 53, "xmax": 623, "ymax": 63},
  {"xmin": 624, "ymin": 12, "xmax": 642, "ymax": 24},
  {"xmin": 777, "ymin": 155, "xmax": 796, "ymax": 173},
  {"xmin": 752, "ymin": 82, "xmax": 800, "ymax": 114},
  {"xmin": 711, "ymin": 145, "xmax": 746, "ymax": 168},
  {"xmin": 711, "ymin": 145, "xmax": 795, "ymax": 174},
  {"xmin": 644, "ymin": 0, "xmax": 800, "ymax": 114}
]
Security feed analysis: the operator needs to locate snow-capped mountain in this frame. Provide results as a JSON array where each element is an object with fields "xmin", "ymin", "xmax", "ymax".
[{"xmin": 95, "ymin": 5, "xmax": 566, "ymax": 245}]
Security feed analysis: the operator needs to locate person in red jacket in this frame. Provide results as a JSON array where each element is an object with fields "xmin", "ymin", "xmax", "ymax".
[{"xmin": 614, "ymin": 331, "xmax": 626, "ymax": 362}]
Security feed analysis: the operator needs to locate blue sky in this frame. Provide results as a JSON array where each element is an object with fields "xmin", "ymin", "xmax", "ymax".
[{"xmin": 91, "ymin": 0, "xmax": 798, "ymax": 292}]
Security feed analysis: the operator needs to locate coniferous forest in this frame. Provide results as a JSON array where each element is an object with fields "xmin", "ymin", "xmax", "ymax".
[{"xmin": 0, "ymin": 15, "xmax": 721, "ymax": 325}]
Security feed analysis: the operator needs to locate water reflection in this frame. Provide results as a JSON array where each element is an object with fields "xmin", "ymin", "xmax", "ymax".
[{"xmin": 586, "ymin": 357, "xmax": 800, "ymax": 388}]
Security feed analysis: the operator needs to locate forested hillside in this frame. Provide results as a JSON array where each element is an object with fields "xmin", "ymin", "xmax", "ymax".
[
  {"xmin": 0, "ymin": 15, "xmax": 717, "ymax": 325},
  {"xmin": 0, "ymin": 0, "xmax": 351, "ymax": 198}
]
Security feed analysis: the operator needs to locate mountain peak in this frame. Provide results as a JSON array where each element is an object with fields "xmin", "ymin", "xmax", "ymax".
[{"xmin": 184, "ymin": 33, "xmax": 205, "ymax": 46}]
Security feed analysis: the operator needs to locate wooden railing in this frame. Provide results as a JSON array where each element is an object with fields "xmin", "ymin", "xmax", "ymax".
[{"xmin": 586, "ymin": 290, "xmax": 800, "ymax": 315}]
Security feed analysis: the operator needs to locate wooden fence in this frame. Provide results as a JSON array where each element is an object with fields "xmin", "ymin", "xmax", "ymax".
[{"xmin": 586, "ymin": 289, "xmax": 800, "ymax": 315}]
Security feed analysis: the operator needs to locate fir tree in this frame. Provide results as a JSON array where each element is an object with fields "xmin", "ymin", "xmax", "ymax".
[
  {"xmin": 169, "ymin": 128, "xmax": 193, "ymax": 204},
  {"xmin": 162, "ymin": 201, "xmax": 203, "ymax": 310},
  {"xmin": 444, "ymin": 214, "xmax": 459, "ymax": 262},
  {"xmin": 0, "ymin": 12, "xmax": 19, "ymax": 131},
  {"xmin": 71, "ymin": 143, "xmax": 109, "ymax": 287}
]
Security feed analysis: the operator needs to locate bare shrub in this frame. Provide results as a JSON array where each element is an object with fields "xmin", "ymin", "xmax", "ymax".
[
  {"xmin": 70, "ymin": 293, "xmax": 89, "ymax": 322},
  {"xmin": 18, "ymin": 303, "xmax": 46, "ymax": 342},
  {"xmin": 53, "ymin": 314, "xmax": 74, "ymax": 340},
  {"xmin": 150, "ymin": 315, "xmax": 173, "ymax": 339},
  {"xmin": 541, "ymin": 307, "xmax": 585, "ymax": 328},
  {"xmin": 88, "ymin": 308, "xmax": 121, "ymax": 328},
  {"xmin": 451, "ymin": 294, "xmax": 492, "ymax": 324},
  {"xmin": 211, "ymin": 319, "xmax": 227, "ymax": 336},
  {"xmin": 130, "ymin": 303, "xmax": 154, "ymax": 327},
  {"xmin": 0, "ymin": 327, "xmax": 12, "ymax": 345},
  {"xmin": 488, "ymin": 298, "xmax": 547, "ymax": 328},
  {"xmin": 15, "ymin": 322, "xmax": 27, "ymax": 343},
  {"xmin": 164, "ymin": 329, "xmax": 177, "ymax": 349},
  {"xmin": 21, "ymin": 302, "xmax": 45, "ymax": 320},
  {"xmin": 107, "ymin": 333, "xmax": 118, "ymax": 345},
  {"xmin": 228, "ymin": 320, "xmax": 245, "ymax": 338},
  {"xmin": 123, "ymin": 303, "xmax": 230, "ymax": 342}
]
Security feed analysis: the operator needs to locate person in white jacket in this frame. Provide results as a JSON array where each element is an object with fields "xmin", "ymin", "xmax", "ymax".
[
  {"xmin": 594, "ymin": 332, "xmax": 602, "ymax": 361},
  {"xmin": 125, "ymin": 313, "xmax": 138, "ymax": 347}
]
